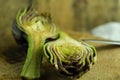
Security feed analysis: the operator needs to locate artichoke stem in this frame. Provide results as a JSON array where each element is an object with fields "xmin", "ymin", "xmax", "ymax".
[{"xmin": 21, "ymin": 35, "xmax": 44, "ymax": 79}]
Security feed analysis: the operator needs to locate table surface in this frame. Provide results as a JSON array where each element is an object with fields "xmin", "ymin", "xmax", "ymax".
[{"xmin": 0, "ymin": 29, "xmax": 120, "ymax": 80}]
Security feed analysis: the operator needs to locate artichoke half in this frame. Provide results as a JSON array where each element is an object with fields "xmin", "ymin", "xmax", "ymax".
[
  {"xmin": 12, "ymin": 7, "xmax": 58, "ymax": 79},
  {"xmin": 43, "ymin": 32, "xmax": 97, "ymax": 78}
]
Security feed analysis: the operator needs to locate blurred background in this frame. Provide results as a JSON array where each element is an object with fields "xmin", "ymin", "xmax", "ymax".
[
  {"xmin": 33, "ymin": 0, "xmax": 120, "ymax": 32},
  {"xmin": 1, "ymin": 0, "xmax": 120, "ymax": 32}
]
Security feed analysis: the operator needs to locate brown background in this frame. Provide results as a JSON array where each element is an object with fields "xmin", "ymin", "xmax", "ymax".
[{"xmin": 34, "ymin": 0, "xmax": 120, "ymax": 31}]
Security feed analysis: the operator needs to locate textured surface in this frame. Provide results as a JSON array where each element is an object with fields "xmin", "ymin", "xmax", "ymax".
[{"xmin": 0, "ymin": 29, "xmax": 120, "ymax": 80}]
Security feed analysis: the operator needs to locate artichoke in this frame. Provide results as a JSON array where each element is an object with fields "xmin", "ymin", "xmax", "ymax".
[
  {"xmin": 12, "ymin": 7, "xmax": 59, "ymax": 79},
  {"xmin": 43, "ymin": 32, "xmax": 97, "ymax": 78},
  {"xmin": 12, "ymin": 5, "xmax": 97, "ymax": 79}
]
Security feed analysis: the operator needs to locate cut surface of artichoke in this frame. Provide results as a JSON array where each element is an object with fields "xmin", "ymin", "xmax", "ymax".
[
  {"xmin": 14, "ymin": 7, "xmax": 59, "ymax": 79},
  {"xmin": 43, "ymin": 32, "xmax": 97, "ymax": 78}
]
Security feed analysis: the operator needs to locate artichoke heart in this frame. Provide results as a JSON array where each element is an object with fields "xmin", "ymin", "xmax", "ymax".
[
  {"xmin": 43, "ymin": 32, "xmax": 97, "ymax": 77},
  {"xmin": 12, "ymin": 6, "xmax": 59, "ymax": 79}
]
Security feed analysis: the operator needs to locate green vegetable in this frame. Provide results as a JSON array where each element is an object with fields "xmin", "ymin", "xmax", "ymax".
[
  {"xmin": 13, "ymin": 6, "xmax": 97, "ymax": 79},
  {"xmin": 43, "ymin": 32, "xmax": 97, "ymax": 78},
  {"xmin": 15, "ymin": 7, "xmax": 58, "ymax": 79}
]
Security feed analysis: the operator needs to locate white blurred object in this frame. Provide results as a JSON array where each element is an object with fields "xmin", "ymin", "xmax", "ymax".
[{"xmin": 91, "ymin": 22, "xmax": 120, "ymax": 41}]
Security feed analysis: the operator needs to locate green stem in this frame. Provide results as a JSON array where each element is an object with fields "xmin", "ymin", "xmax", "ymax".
[{"xmin": 21, "ymin": 35, "xmax": 44, "ymax": 79}]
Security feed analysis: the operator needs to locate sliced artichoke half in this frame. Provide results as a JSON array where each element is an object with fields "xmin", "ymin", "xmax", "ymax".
[
  {"xmin": 43, "ymin": 32, "xmax": 97, "ymax": 78},
  {"xmin": 12, "ymin": 6, "xmax": 59, "ymax": 79}
]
